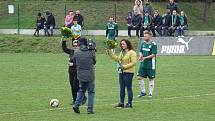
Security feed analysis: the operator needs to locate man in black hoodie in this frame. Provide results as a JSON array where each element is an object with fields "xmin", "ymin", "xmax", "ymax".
[
  {"xmin": 72, "ymin": 38, "xmax": 96, "ymax": 114},
  {"xmin": 128, "ymin": 11, "xmax": 141, "ymax": 38},
  {"xmin": 44, "ymin": 11, "xmax": 56, "ymax": 36},
  {"xmin": 167, "ymin": 10, "xmax": 180, "ymax": 36},
  {"xmin": 62, "ymin": 39, "xmax": 87, "ymax": 105},
  {"xmin": 73, "ymin": 10, "xmax": 84, "ymax": 27}
]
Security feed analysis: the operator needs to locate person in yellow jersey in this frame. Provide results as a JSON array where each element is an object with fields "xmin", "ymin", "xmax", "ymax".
[{"xmin": 107, "ymin": 39, "xmax": 137, "ymax": 108}]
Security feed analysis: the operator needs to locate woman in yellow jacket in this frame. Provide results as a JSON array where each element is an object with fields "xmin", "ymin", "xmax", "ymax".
[{"xmin": 107, "ymin": 39, "xmax": 137, "ymax": 108}]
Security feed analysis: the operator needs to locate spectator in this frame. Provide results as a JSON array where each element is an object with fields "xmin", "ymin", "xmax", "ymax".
[
  {"xmin": 177, "ymin": 11, "xmax": 188, "ymax": 37},
  {"xmin": 151, "ymin": 10, "xmax": 163, "ymax": 37},
  {"xmin": 167, "ymin": 10, "xmax": 180, "ymax": 36},
  {"xmin": 133, "ymin": 0, "xmax": 143, "ymax": 16},
  {"xmin": 71, "ymin": 19, "xmax": 82, "ymax": 41},
  {"xmin": 73, "ymin": 10, "xmax": 84, "ymax": 27},
  {"xmin": 144, "ymin": 0, "xmax": 154, "ymax": 16},
  {"xmin": 166, "ymin": 0, "xmax": 180, "ymax": 14},
  {"xmin": 127, "ymin": 11, "xmax": 142, "ymax": 38},
  {"xmin": 126, "ymin": 11, "xmax": 133, "ymax": 27},
  {"xmin": 65, "ymin": 10, "xmax": 74, "ymax": 28},
  {"xmin": 162, "ymin": 9, "xmax": 172, "ymax": 36},
  {"xmin": 140, "ymin": 11, "xmax": 152, "ymax": 37},
  {"xmin": 44, "ymin": 11, "xmax": 56, "ymax": 36},
  {"xmin": 72, "ymin": 38, "xmax": 96, "ymax": 114},
  {"xmin": 106, "ymin": 17, "xmax": 118, "ymax": 41},
  {"xmin": 33, "ymin": 12, "xmax": 46, "ymax": 37}
]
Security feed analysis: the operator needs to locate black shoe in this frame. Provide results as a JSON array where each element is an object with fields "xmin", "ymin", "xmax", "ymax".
[
  {"xmin": 82, "ymin": 96, "xmax": 87, "ymax": 105},
  {"xmin": 88, "ymin": 111, "xmax": 95, "ymax": 114},
  {"xmin": 125, "ymin": 103, "xmax": 132, "ymax": 108},
  {"xmin": 73, "ymin": 106, "xmax": 80, "ymax": 114},
  {"xmin": 114, "ymin": 103, "xmax": 124, "ymax": 109}
]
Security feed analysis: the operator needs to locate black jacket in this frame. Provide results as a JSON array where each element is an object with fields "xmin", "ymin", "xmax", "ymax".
[
  {"xmin": 131, "ymin": 15, "xmax": 142, "ymax": 27},
  {"xmin": 141, "ymin": 15, "xmax": 153, "ymax": 26},
  {"xmin": 166, "ymin": 2, "xmax": 180, "ymax": 13},
  {"xmin": 166, "ymin": 15, "xmax": 180, "ymax": 27},
  {"xmin": 46, "ymin": 14, "xmax": 55, "ymax": 26},
  {"xmin": 73, "ymin": 14, "xmax": 84, "ymax": 27},
  {"xmin": 179, "ymin": 16, "xmax": 188, "ymax": 26},
  {"xmin": 62, "ymin": 41, "xmax": 76, "ymax": 69},
  {"xmin": 152, "ymin": 15, "xmax": 163, "ymax": 26},
  {"xmin": 73, "ymin": 45, "xmax": 96, "ymax": 82}
]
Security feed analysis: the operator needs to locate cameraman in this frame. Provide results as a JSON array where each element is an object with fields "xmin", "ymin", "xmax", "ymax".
[{"xmin": 72, "ymin": 38, "xmax": 96, "ymax": 114}]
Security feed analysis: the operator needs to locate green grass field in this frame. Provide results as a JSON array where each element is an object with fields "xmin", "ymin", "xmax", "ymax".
[
  {"xmin": 0, "ymin": 1, "xmax": 215, "ymax": 30},
  {"xmin": 0, "ymin": 53, "xmax": 215, "ymax": 121}
]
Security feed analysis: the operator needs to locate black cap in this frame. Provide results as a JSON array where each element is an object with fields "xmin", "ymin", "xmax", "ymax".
[{"xmin": 78, "ymin": 38, "xmax": 88, "ymax": 46}]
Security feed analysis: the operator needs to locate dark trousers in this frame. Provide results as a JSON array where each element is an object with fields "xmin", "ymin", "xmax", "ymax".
[
  {"xmin": 140, "ymin": 26, "xmax": 151, "ymax": 37},
  {"xmin": 119, "ymin": 73, "xmax": 134, "ymax": 105},
  {"xmin": 74, "ymin": 81, "xmax": 95, "ymax": 112},
  {"xmin": 68, "ymin": 67, "xmax": 79, "ymax": 103},
  {"xmin": 34, "ymin": 24, "xmax": 43, "ymax": 36},
  {"xmin": 151, "ymin": 26, "xmax": 162, "ymax": 37},
  {"xmin": 44, "ymin": 25, "xmax": 55, "ymax": 36},
  {"xmin": 128, "ymin": 26, "xmax": 140, "ymax": 37}
]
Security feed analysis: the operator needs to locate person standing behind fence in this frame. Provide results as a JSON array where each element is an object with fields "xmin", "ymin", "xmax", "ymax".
[
  {"xmin": 133, "ymin": 0, "xmax": 143, "ymax": 17},
  {"xmin": 73, "ymin": 10, "xmax": 84, "ymax": 28},
  {"xmin": 65, "ymin": 10, "xmax": 74, "ymax": 28},
  {"xmin": 143, "ymin": 0, "xmax": 154, "ymax": 16},
  {"xmin": 33, "ymin": 12, "xmax": 46, "ymax": 37},
  {"xmin": 167, "ymin": 0, "xmax": 180, "ymax": 14},
  {"xmin": 71, "ymin": 19, "xmax": 82, "ymax": 42},
  {"xmin": 106, "ymin": 17, "xmax": 118, "ymax": 41},
  {"xmin": 177, "ymin": 11, "xmax": 188, "ymax": 37},
  {"xmin": 127, "ymin": 11, "xmax": 142, "ymax": 38},
  {"xmin": 44, "ymin": 11, "xmax": 56, "ymax": 36}
]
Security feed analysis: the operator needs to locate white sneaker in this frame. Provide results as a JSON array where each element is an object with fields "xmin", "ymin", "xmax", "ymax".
[
  {"xmin": 148, "ymin": 94, "xmax": 153, "ymax": 98},
  {"xmin": 181, "ymin": 35, "xmax": 184, "ymax": 37},
  {"xmin": 178, "ymin": 36, "xmax": 181, "ymax": 38}
]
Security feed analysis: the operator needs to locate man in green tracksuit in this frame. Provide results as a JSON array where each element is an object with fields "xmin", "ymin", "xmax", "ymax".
[
  {"xmin": 137, "ymin": 31, "xmax": 157, "ymax": 98},
  {"xmin": 106, "ymin": 17, "xmax": 118, "ymax": 41}
]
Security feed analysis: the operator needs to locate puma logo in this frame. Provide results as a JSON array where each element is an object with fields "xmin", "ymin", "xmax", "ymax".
[{"xmin": 177, "ymin": 37, "xmax": 193, "ymax": 50}]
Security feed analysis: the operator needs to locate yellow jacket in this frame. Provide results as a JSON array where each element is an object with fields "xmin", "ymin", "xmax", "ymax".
[{"xmin": 109, "ymin": 50, "xmax": 137, "ymax": 73}]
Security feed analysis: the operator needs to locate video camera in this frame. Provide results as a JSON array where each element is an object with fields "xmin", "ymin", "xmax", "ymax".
[{"xmin": 87, "ymin": 39, "xmax": 96, "ymax": 51}]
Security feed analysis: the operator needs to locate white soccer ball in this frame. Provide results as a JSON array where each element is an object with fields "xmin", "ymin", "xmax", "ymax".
[{"xmin": 50, "ymin": 99, "xmax": 59, "ymax": 108}]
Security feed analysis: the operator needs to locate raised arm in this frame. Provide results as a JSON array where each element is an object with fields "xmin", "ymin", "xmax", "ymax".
[{"xmin": 62, "ymin": 39, "xmax": 73, "ymax": 54}]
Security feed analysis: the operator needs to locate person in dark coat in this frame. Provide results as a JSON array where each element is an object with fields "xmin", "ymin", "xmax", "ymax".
[
  {"xmin": 73, "ymin": 38, "xmax": 96, "ymax": 114},
  {"xmin": 73, "ymin": 10, "xmax": 84, "ymax": 27},
  {"xmin": 151, "ymin": 10, "xmax": 163, "ymax": 37},
  {"xmin": 44, "ymin": 11, "xmax": 56, "ymax": 36},
  {"xmin": 62, "ymin": 39, "xmax": 87, "ymax": 105},
  {"xmin": 34, "ymin": 13, "xmax": 46, "ymax": 36},
  {"xmin": 166, "ymin": 0, "xmax": 180, "ymax": 14},
  {"xmin": 127, "ymin": 11, "xmax": 141, "ymax": 38},
  {"xmin": 162, "ymin": 9, "xmax": 172, "ymax": 36},
  {"xmin": 167, "ymin": 10, "xmax": 180, "ymax": 36}
]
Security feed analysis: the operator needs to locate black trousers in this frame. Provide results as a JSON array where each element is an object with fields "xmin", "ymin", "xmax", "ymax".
[
  {"xmin": 128, "ymin": 26, "xmax": 140, "ymax": 37},
  {"xmin": 140, "ymin": 26, "xmax": 151, "ymax": 37},
  {"xmin": 151, "ymin": 26, "xmax": 162, "ymax": 37},
  {"xmin": 68, "ymin": 67, "xmax": 79, "ymax": 103}
]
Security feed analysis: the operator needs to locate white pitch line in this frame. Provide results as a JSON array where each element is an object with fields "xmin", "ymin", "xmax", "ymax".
[{"xmin": 0, "ymin": 92, "xmax": 215, "ymax": 116}]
